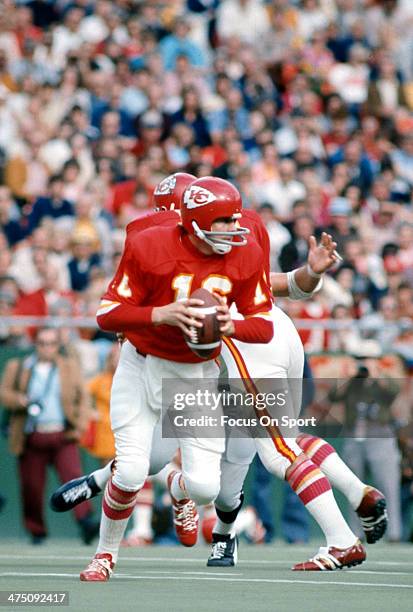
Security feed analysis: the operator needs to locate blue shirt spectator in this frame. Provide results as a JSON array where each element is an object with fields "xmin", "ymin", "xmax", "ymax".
[
  {"xmin": 159, "ymin": 19, "xmax": 206, "ymax": 71},
  {"xmin": 27, "ymin": 175, "xmax": 74, "ymax": 233}
]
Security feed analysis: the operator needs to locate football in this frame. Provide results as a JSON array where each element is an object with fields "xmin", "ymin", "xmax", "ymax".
[{"xmin": 185, "ymin": 288, "xmax": 221, "ymax": 359}]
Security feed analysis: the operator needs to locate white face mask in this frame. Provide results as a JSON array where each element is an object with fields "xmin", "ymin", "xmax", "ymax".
[{"xmin": 192, "ymin": 221, "xmax": 250, "ymax": 254}]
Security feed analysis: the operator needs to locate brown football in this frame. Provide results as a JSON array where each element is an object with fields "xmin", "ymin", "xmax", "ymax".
[{"xmin": 185, "ymin": 288, "xmax": 221, "ymax": 359}]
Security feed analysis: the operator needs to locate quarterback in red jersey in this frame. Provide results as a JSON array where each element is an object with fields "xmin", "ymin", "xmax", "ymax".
[
  {"xmin": 97, "ymin": 177, "xmax": 274, "ymax": 361},
  {"xmin": 80, "ymin": 177, "xmax": 274, "ymax": 582},
  {"xmin": 58, "ymin": 173, "xmax": 377, "ymax": 578}
]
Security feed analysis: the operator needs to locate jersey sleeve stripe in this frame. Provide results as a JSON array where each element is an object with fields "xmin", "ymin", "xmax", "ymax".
[{"xmin": 97, "ymin": 301, "xmax": 121, "ymax": 316}]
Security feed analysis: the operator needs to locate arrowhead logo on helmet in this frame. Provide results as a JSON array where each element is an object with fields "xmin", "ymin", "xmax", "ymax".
[
  {"xmin": 180, "ymin": 176, "xmax": 250, "ymax": 254},
  {"xmin": 154, "ymin": 175, "xmax": 177, "ymax": 195},
  {"xmin": 184, "ymin": 186, "xmax": 217, "ymax": 209},
  {"xmin": 152, "ymin": 172, "xmax": 196, "ymax": 210}
]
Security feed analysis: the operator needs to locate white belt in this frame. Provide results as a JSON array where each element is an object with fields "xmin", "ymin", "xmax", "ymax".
[{"xmin": 35, "ymin": 424, "xmax": 65, "ymax": 433}]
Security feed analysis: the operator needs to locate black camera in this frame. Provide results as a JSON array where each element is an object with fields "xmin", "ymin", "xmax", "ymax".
[{"xmin": 356, "ymin": 365, "xmax": 369, "ymax": 378}]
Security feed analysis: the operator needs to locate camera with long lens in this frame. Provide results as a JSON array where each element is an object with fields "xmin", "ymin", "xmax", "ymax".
[
  {"xmin": 24, "ymin": 401, "xmax": 44, "ymax": 434},
  {"xmin": 356, "ymin": 365, "xmax": 369, "ymax": 378}
]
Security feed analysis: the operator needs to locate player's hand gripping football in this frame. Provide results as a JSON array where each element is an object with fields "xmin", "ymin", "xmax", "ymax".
[
  {"xmin": 214, "ymin": 294, "xmax": 235, "ymax": 337},
  {"xmin": 152, "ymin": 299, "xmax": 206, "ymax": 337},
  {"xmin": 307, "ymin": 232, "xmax": 340, "ymax": 275}
]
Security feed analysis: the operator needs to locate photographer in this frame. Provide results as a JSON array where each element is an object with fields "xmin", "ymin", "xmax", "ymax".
[
  {"xmin": 0, "ymin": 327, "xmax": 99, "ymax": 544},
  {"xmin": 328, "ymin": 358, "xmax": 402, "ymax": 541}
]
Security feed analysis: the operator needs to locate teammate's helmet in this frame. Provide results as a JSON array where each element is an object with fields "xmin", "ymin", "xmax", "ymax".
[
  {"xmin": 180, "ymin": 176, "xmax": 249, "ymax": 254},
  {"xmin": 152, "ymin": 172, "xmax": 196, "ymax": 211}
]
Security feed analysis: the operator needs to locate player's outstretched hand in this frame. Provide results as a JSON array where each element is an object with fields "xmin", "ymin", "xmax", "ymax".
[
  {"xmin": 214, "ymin": 294, "xmax": 235, "ymax": 337},
  {"xmin": 152, "ymin": 299, "xmax": 205, "ymax": 336},
  {"xmin": 307, "ymin": 232, "xmax": 339, "ymax": 274}
]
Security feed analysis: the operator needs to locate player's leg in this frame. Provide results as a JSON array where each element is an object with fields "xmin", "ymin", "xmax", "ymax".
[
  {"xmin": 224, "ymin": 312, "xmax": 365, "ymax": 570},
  {"xmin": 146, "ymin": 355, "xmax": 224, "ymax": 546},
  {"xmin": 50, "ymin": 338, "xmax": 180, "ymax": 513},
  {"xmin": 81, "ymin": 344, "xmax": 158, "ymax": 581},
  {"xmin": 270, "ymin": 308, "xmax": 366, "ymax": 566},
  {"xmin": 168, "ymin": 435, "xmax": 223, "ymax": 546},
  {"xmin": 50, "ymin": 421, "xmax": 180, "ymax": 513},
  {"xmin": 205, "ymin": 434, "xmax": 255, "ymax": 566},
  {"xmin": 123, "ymin": 424, "xmax": 180, "ymax": 546},
  {"xmin": 297, "ymin": 432, "xmax": 387, "ymax": 543}
]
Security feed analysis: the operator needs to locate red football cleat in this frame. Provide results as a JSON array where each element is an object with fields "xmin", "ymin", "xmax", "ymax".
[
  {"xmin": 356, "ymin": 486, "xmax": 387, "ymax": 544},
  {"xmin": 167, "ymin": 472, "xmax": 199, "ymax": 547},
  {"xmin": 292, "ymin": 539, "xmax": 366, "ymax": 571},
  {"xmin": 80, "ymin": 553, "xmax": 114, "ymax": 582},
  {"xmin": 201, "ymin": 513, "xmax": 216, "ymax": 544}
]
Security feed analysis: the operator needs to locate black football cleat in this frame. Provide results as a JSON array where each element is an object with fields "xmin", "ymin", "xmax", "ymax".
[
  {"xmin": 207, "ymin": 534, "xmax": 238, "ymax": 567},
  {"xmin": 50, "ymin": 474, "xmax": 101, "ymax": 512}
]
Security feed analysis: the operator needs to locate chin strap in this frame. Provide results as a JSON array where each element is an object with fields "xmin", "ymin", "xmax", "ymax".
[{"xmin": 192, "ymin": 221, "xmax": 250, "ymax": 254}]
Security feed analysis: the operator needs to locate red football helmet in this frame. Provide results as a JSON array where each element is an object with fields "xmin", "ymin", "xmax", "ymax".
[
  {"xmin": 180, "ymin": 177, "xmax": 249, "ymax": 254},
  {"xmin": 152, "ymin": 172, "xmax": 196, "ymax": 211}
]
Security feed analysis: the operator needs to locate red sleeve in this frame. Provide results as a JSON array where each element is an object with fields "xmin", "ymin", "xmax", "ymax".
[
  {"xmin": 233, "ymin": 269, "xmax": 273, "ymax": 319},
  {"xmin": 96, "ymin": 238, "xmax": 154, "ymax": 332},
  {"xmin": 233, "ymin": 317, "xmax": 273, "ymax": 343}
]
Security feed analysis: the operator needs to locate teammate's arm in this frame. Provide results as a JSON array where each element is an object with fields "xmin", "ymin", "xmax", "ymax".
[{"xmin": 271, "ymin": 232, "xmax": 339, "ymax": 298}]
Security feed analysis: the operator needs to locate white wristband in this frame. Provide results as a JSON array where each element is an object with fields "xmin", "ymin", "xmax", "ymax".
[
  {"xmin": 287, "ymin": 270, "xmax": 323, "ymax": 300},
  {"xmin": 306, "ymin": 263, "xmax": 322, "ymax": 279}
]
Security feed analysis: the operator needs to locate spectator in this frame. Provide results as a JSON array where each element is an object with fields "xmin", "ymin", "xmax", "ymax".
[
  {"xmin": 84, "ymin": 342, "xmax": 118, "ymax": 464},
  {"xmin": 0, "ymin": 326, "xmax": 99, "ymax": 544},
  {"xmin": 216, "ymin": 0, "xmax": 270, "ymax": 46},
  {"xmin": 27, "ymin": 174, "xmax": 74, "ymax": 234},
  {"xmin": 279, "ymin": 214, "xmax": 317, "ymax": 272},
  {"xmin": 159, "ymin": 17, "xmax": 206, "ymax": 71},
  {"xmin": 328, "ymin": 359, "xmax": 402, "ymax": 541},
  {"xmin": 327, "ymin": 197, "xmax": 359, "ymax": 252},
  {"xmin": 256, "ymin": 202, "xmax": 290, "ymax": 272},
  {"xmin": 361, "ymin": 294, "xmax": 402, "ymax": 352},
  {"xmin": 67, "ymin": 229, "xmax": 101, "ymax": 293}
]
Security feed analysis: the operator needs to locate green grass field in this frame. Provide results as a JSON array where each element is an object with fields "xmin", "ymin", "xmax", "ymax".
[{"xmin": 0, "ymin": 541, "xmax": 412, "ymax": 612}]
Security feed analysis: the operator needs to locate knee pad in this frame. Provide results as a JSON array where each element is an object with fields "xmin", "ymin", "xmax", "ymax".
[
  {"xmin": 113, "ymin": 456, "xmax": 149, "ymax": 492},
  {"xmin": 185, "ymin": 476, "xmax": 220, "ymax": 507}
]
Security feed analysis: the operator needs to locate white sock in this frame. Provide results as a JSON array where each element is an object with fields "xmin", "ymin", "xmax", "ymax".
[
  {"xmin": 213, "ymin": 517, "xmax": 235, "ymax": 537},
  {"xmin": 92, "ymin": 462, "xmax": 113, "ymax": 490},
  {"xmin": 320, "ymin": 454, "xmax": 365, "ymax": 510},
  {"xmin": 96, "ymin": 513, "xmax": 129, "ymax": 563},
  {"xmin": 170, "ymin": 472, "xmax": 187, "ymax": 501},
  {"xmin": 128, "ymin": 504, "xmax": 153, "ymax": 540},
  {"xmin": 306, "ymin": 490, "xmax": 357, "ymax": 549}
]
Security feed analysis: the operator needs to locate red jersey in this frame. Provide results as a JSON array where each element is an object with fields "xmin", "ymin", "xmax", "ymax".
[
  {"xmin": 241, "ymin": 209, "xmax": 271, "ymax": 288},
  {"xmin": 97, "ymin": 219, "xmax": 273, "ymax": 363}
]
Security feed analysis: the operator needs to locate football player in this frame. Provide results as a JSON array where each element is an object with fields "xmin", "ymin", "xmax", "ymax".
[
  {"xmin": 78, "ymin": 176, "xmax": 275, "ymax": 581},
  {"xmin": 52, "ymin": 173, "xmax": 384, "ymax": 574}
]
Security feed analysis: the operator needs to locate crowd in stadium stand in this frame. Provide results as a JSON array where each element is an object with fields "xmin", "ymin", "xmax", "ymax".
[{"xmin": 0, "ymin": 0, "xmax": 413, "ymax": 542}]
